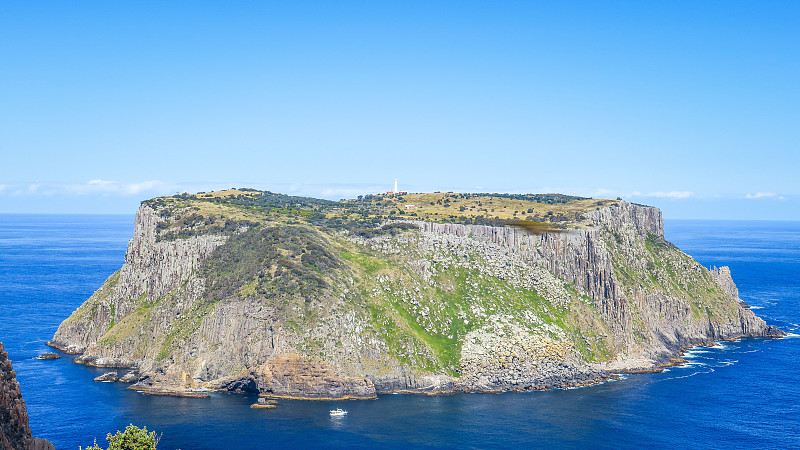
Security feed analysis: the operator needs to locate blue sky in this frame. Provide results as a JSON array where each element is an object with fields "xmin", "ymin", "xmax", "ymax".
[{"xmin": 1, "ymin": 1, "xmax": 798, "ymax": 219}]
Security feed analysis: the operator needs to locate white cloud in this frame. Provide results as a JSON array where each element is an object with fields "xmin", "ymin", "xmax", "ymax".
[
  {"xmin": 72, "ymin": 179, "xmax": 121, "ymax": 194},
  {"xmin": 0, "ymin": 180, "xmax": 380, "ymax": 200},
  {"xmin": 65, "ymin": 179, "xmax": 168, "ymax": 195},
  {"xmin": 319, "ymin": 185, "xmax": 387, "ymax": 198},
  {"xmin": 630, "ymin": 191, "xmax": 693, "ymax": 199},
  {"xmin": 590, "ymin": 188, "xmax": 617, "ymax": 197},
  {"xmin": 745, "ymin": 192, "xmax": 777, "ymax": 199},
  {"xmin": 124, "ymin": 180, "xmax": 165, "ymax": 195},
  {"xmin": 88, "ymin": 179, "xmax": 114, "ymax": 186},
  {"xmin": 320, "ymin": 187, "xmax": 365, "ymax": 198},
  {"xmin": 0, "ymin": 180, "xmax": 173, "ymax": 197},
  {"xmin": 228, "ymin": 181, "xmax": 389, "ymax": 200}
]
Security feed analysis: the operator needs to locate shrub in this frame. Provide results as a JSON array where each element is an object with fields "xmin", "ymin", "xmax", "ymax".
[{"xmin": 85, "ymin": 424, "xmax": 159, "ymax": 450}]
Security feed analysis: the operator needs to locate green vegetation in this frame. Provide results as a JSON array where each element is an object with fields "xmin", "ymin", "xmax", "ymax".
[
  {"xmin": 85, "ymin": 424, "xmax": 159, "ymax": 450},
  {"xmin": 144, "ymin": 188, "xmax": 613, "ymax": 239},
  {"xmin": 340, "ymin": 251, "xmax": 388, "ymax": 275},
  {"xmin": 156, "ymin": 302, "xmax": 212, "ymax": 362},
  {"xmin": 346, "ymin": 257, "xmax": 612, "ymax": 374},
  {"xmin": 99, "ymin": 295, "xmax": 158, "ymax": 348},
  {"xmin": 201, "ymin": 224, "xmax": 340, "ymax": 302}
]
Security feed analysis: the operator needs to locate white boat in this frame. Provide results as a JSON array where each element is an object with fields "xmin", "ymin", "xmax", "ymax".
[{"xmin": 329, "ymin": 408, "xmax": 348, "ymax": 416}]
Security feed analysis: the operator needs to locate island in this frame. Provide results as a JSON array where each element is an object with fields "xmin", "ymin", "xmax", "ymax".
[{"xmin": 47, "ymin": 189, "xmax": 783, "ymax": 399}]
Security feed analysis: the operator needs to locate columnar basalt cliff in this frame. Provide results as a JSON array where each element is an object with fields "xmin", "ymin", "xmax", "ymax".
[
  {"xmin": 48, "ymin": 190, "xmax": 782, "ymax": 398},
  {"xmin": 0, "ymin": 343, "xmax": 54, "ymax": 450}
]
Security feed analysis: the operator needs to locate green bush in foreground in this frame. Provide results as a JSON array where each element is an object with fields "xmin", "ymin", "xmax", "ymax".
[{"xmin": 84, "ymin": 424, "xmax": 159, "ymax": 450}]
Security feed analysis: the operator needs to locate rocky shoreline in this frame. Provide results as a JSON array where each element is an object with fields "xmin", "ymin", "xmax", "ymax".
[{"xmin": 45, "ymin": 331, "xmax": 785, "ymax": 401}]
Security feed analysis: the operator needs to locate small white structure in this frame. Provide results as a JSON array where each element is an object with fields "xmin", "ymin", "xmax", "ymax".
[
  {"xmin": 404, "ymin": 204, "xmax": 417, "ymax": 210},
  {"xmin": 394, "ymin": 178, "xmax": 398, "ymax": 194}
]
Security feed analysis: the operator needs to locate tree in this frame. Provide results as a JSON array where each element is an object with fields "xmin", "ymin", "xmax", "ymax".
[{"xmin": 85, "ymin": 424, "xmax": 159, "ymax": 450}]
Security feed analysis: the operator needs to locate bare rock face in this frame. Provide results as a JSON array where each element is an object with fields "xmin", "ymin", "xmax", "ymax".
[
  {"xmin": 248, "ymin": 354, "xmax": 376, "ymax": 400},
  {"xmin": 456, "ymin": 317, "xmax": 606, "ymax": 391},
  {"xmin": 48, "ymin": 205, "xmax": 227, "ymax": 356},
  {"xmin": 0, "ymin": 343, "xmax": 54, "ymax": 450},
  {"xmin": 710, "ymin": 266, "xmax": 742, "ymax": 302},
  {"xmin": 127, "ymin": 373, "xmax": 211, "ymax": 398},
  {"xmin": 118, "ymin": 372, "xmax": 139, "ymax": 383},
  {"xmin": 93, "ymin": 372, "xmax": 119, "ymax": 382},
  {"xmin": 0, "ymin": 343, "xmax": 31, "ymax": 450}
]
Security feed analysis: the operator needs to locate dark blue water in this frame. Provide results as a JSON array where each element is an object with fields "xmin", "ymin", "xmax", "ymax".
[{"xmin": 1, "ymin": 216, "xmax": 797, "ymax": 449}]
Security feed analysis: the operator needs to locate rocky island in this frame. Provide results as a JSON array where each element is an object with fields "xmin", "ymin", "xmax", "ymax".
[{"xmin": 47, "ymin": 189, "xmax": 782, "ymax": 399}]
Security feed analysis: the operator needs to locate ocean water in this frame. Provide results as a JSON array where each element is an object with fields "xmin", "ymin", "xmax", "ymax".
[{"xmin": 0, "ymin": 215, "xmax": 798, "ymax": 449}]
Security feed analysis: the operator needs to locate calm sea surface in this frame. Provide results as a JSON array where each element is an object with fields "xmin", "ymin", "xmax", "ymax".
[{"xmin": 0, "ymin": 215, "xmax": 797, "ymax": 449}]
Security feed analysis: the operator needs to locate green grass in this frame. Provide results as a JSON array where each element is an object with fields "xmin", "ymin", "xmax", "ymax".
[{"xmin": 340, "ymin": 251, "xmax": 389, "ymax": 275}]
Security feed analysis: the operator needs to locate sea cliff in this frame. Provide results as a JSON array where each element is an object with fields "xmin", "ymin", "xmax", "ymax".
[
  {"xmin": 48, "ymin": 190, "xmax": 782, "ymax": 398},
  {"xmin": 0, "ymin": 343, "xmax": 54, "ymax": 450}
]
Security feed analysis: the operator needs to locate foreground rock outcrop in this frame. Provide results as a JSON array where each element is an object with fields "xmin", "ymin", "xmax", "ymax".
[
  {"xmin": 0, "ymin": 343, "xmax": 54, "ymax": 450},
  {"xmin": 48, "ymin": 190, "xmax": 783, "ymax": 398}
]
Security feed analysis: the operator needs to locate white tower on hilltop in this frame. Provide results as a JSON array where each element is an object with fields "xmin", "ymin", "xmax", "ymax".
[{"xmin": 394, "ymin": 178, "xmax": 398, "ymax": 194}]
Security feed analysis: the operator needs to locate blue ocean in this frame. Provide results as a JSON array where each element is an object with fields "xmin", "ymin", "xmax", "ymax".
[{"xmin": 0, "ymin": 215, "xmax": 798, "ymax": 449}]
